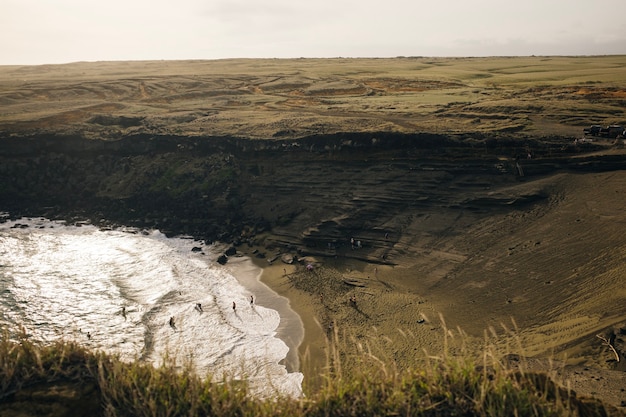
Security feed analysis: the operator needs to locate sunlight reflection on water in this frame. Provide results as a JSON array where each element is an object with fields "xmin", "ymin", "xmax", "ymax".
[{"xmin": 0, "ymin": 218, "xmax": 303, "ymax": 398}]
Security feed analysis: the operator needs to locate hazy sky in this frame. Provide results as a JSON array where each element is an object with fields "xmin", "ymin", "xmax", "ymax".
[{"xmin": 2, "ymin": 0, "xmax": 626, "ymax": 65}]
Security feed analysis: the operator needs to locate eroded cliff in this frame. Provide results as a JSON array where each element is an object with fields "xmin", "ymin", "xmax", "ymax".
[{"xmin": 0, "ymin": 132, "xmax": 622, "ymax": 258}]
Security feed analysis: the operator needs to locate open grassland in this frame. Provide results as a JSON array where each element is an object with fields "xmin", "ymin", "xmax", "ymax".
[{"xmin": 1, "ymin": 56, "xmax": 625, "ymax": 139}]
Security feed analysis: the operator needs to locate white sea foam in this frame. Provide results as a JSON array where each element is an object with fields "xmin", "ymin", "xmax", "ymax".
[{"xmin": 0, "ymin": 218, "xmax": 303, "ymax": 398}]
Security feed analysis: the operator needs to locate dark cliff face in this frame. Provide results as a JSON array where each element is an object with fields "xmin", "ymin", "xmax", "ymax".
[{"xmin": 0, "ymin": 133, "xmax": 621, "ymax": 260}]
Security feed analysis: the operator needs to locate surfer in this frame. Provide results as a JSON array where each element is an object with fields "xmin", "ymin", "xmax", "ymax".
[
  {"xmin": 232, "ymin": 301, "xmax": 236, "ymax": 312},
  {"xmin": 196, "ymin": 303, "xmax": 203, "ymax": 312},
  {"xmin": 250, "ymin": 295, "xmax": 254, "ymax": 306},
  {"xmin": 169, "ymin": 316, "xmax": 175, "ymax": 328}
]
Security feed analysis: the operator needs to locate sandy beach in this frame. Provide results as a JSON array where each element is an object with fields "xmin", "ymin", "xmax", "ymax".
[
  {"xmin": 249, "ymin": 246, "xmax": 626, "ymax": 407},
  {"xmin": 240, "ymin": 169, "xmax": 626, "ymax": 405},
  {"xmin": 222, "ymin": 255, "xmax": 305, "ymax": 373},
  {"xmin": 248, "ymin": 251, "xmax": 451, "ymax": 388}
]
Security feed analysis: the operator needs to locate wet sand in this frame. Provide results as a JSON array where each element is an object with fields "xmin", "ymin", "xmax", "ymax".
[
  {"xmin": 256, "ymin": 262, "xmax": 328, "ymax": 377},
  {"xmin": 224, "ymin": 255, "xmax": 305, "ymax": 373}
]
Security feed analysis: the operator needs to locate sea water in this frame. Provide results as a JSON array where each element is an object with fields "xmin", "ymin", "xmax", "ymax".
[{"xmin": 0, "ymin": 217, "xmax": 303, "ymax": 398}]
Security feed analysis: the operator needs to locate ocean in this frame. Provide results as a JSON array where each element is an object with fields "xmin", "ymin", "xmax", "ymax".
[{"xmin": 0, "ymin": 216, "xmax": 303, "ymax": 398}]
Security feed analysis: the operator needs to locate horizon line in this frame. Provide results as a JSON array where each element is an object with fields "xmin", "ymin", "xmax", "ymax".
[{"xmin": 2, "ymin": 53, "xmax": 626, "ymax": 67}]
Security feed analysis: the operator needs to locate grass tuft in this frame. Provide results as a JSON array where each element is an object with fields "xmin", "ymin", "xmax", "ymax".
[{"xmin": 0, "ymin": 326, "xmax": 621, "ymax": 416}]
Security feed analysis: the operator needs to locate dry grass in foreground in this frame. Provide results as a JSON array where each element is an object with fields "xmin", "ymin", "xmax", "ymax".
[{"xmin": 0, "ymin": 326, "xmax": 622, "ymax": 417}]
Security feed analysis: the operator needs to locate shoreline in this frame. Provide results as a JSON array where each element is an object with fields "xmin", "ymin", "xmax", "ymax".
[
  {"xmin": 251, "ymin": 251, "xmax": 626, "ymax": 408},
  {"xmin": 250, "ymin": 252, "xmax": 451, "ymax": 386},
  {"xmin": 254, "ymin": 261, "xmax": 329, "ymax": 379},
  {"xmin": 223, "ymin": 255, "xmax": 306, "ymax": 374}
]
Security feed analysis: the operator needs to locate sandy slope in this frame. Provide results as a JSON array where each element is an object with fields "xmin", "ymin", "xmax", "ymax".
[{"xmin": 248, "ymin": 170, "xmax": 626, "ymax": 407}]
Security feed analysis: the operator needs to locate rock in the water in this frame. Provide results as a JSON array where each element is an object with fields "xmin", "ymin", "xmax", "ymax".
[
  {"xmin": 281, "ymin": 253, "xmax": 294, "ymax": 264},
  {"xmin": 217, "ymin": 254, "xmax": 228, "ymax": 265}
]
